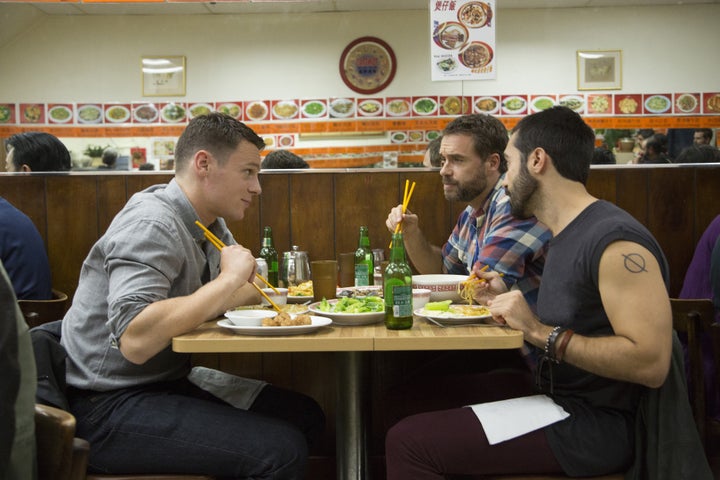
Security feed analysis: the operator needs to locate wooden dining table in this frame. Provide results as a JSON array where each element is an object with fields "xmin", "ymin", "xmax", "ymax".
[{"xmin": 173, "ymin": 317, "xmax": 524, "ymax": 480}]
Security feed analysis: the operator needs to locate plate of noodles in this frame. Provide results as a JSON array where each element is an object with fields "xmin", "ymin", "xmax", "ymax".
[{"xmin": 415, "ymin": 304, "xmax": 492, "ymax": 325}]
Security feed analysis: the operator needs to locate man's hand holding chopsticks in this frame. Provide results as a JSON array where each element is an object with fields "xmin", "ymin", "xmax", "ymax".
[{"xmin": 386, "ymin": 204, "xmax": 419, "ymax": 235}]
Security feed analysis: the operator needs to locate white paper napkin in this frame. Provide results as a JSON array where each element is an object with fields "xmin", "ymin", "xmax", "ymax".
[{"xmin": 468, "ymin": 394, "xmax": 570, "ymax": 445}]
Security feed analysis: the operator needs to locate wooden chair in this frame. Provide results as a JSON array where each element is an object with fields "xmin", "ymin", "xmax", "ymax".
[
  {"xmin": 18, "ymin": 288, "xmax": 68, "ymax": 328},
  {"xmin": 670, "ymin": 297, "xmax": 720, "ymax": 449},
  {"xmin": 34, "ymin": 404, "xmax": 214, "ymax": 480}
]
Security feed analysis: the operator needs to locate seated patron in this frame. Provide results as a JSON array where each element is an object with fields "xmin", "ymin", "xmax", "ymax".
[
  {"xmin": 422, "ymin": 136, "xmax": 443, "ymax": 167},
  {"xmin": 60, "ymin": 113, "xmax": 325, "ymax": 477},
  {"xmin": 694, "ymin": 128, "xmax": 714, "ymax": 146},
  {"xmin": 385, "ymin": 107, "xmax": 710, "ymax": 479},
  {"xmin": 97, "ymin": 147, "xmax": 118, "ymax": 170},
  {"xmin": 675, "ymin": 144, "xmax": 720, "ymax": 163},
  {"xmin": 261, "ymin": 149, "xmax": 309, "ymax": 169},
  {"xmin": 4, "ymin": 131, "xmax": 71, "ymax": 172}
]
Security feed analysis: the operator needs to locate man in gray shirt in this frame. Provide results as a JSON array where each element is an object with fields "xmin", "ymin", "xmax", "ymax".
[{"xmin": 61, "ymin": 113, "xmax": 324, "ymax": 478}]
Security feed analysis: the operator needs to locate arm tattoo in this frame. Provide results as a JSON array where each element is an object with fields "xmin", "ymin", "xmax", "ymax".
[{"xmin": 622, "ymin": 253, "xmax": 648, "ymax": 273}]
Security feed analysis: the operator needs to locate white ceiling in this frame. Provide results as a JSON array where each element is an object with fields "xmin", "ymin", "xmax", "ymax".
[{"xmin": 15, "ymin": 0, "xmax": 720, "ymax": 16}]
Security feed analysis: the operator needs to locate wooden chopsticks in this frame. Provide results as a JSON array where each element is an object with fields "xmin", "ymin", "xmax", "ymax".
[
  {"xmin": 389, "ymin": 179, "xmax": 417, "ymax": 247},
  {"xmin": 194, "ymin": 220, "xmax": 283, "ymax": 312}
]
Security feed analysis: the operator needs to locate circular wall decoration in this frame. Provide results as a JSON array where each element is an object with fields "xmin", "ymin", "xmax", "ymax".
[{"xmin": 339, "ymin": 36, "xmax": 397, "ymax": 95}]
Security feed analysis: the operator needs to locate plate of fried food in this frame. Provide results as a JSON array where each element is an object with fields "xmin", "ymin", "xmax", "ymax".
[
  {"xmin": 415, "ymin": 300, "xmax": 493, "ymax": 326},
  {"xmin": 287, "ymin": 281, "xmax": 313, "ymax": 303},
  {"xmin": 218, "ymin": 313, "xmax": 331, "ymax": 336}
]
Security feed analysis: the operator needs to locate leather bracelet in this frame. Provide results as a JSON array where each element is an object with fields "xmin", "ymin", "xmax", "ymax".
[
  {"xmin": 544, "ymin": 326, "xmax": 563, "ymax": 361},
  {"xmin": 554, "ymin": 329, "xmax": 575, "ymax": 363}
]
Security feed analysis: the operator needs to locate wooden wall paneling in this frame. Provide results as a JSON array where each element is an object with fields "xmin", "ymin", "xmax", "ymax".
[
  {"xmin": 45, "ymin": 176, "xmax": 98, "ymax": 298},
  {"xmin": 226, "ymin": 200, "xmax": 261, "ymax": 254},
  {"xmin": 694, "ymin": 166, "xmax": 720, "ymax": 241},
  {"xmin": 586, "ymin": 168, "xmax": 618, "ymax": 204},
  {"xmin": 96, "ymin": 176, "xmax": 128, "ymax": 235},
  {"xmin": 258, "ymin": 173, "xmax": 292, "ymax": 256},
  {"xmin": 409, "ymin": 172, "xmax": 455, "ymax": 256},
  {"xmin": 615, "ymin": 169, "xmax": 649, "ymax": 228},
  {"xmin": 335, "ymin": 172, "xmax": 398, "ymax": 259},
  {"xmin": 289, "ymin": 172, "xmax": 335, "ymax": 262},
  {"xmin": 647, "ymin": 168, "xmax": 695, "ymax": 297},
  {"xmin": 125, "ymin": 174, "xmax": 172, "ymax": 198},
  {"xmin": 0, "ymin": 176, "xmax": 47, "ymax": 241}
]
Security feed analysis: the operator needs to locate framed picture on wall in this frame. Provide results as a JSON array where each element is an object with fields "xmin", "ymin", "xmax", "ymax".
[
  {"xmin": 576, "ymin": 50, "xmax": 622, "ymax": 91},
  {"xmin": 141, "ymin": 55, "xmax": 186, "ymax": 97}
]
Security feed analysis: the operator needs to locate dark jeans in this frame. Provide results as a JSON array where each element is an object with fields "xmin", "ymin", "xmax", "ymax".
[
  {"xmin": 384, "ymin": 370, "xmax": 563, "ymax": 479},
  {"xmin": 67, "ymin": 378, "xmax": 325, "ymax": 479}
]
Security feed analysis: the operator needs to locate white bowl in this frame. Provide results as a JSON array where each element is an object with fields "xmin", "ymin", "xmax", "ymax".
[
  {"xmin": 412, "ymin": 288, "xmax": 432, "ymax": 310},
  {"xmin": 412, "ymin": 274, "xmax": 466, "ymax": 302},
  {"xmin": 224, "ymin": 309, "xmax": 277, "ymax": 326},
  {"xmin": 261, "ymin": 287, "xmax": 288, "ymax": 306}
]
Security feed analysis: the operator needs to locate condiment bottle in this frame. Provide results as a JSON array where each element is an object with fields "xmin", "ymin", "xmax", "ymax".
[
  {"xmin": 259, "ymin": 226, "xmax": 279, "ymax": 287},
  {"xmin": 354, "ymin": 226, "xmax": 374, "ymax": 286},
  {"xmin": 384, "ymin": 232, "xmax": 413, "ymax": 330}
]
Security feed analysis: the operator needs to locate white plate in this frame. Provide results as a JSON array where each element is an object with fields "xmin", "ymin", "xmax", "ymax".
[
  {"xmin": 217, "ymin": 316, "xmax": 332, "ymax": 336},
  {"xmin": 644, "ymin": 95, "xmax": 671, "ymax": 114},
  {"xmin": 336, "ymin": 286, "xmax": 383, "ymax": 298},
  {"xmin": 308, "ymin": 300, "xmax": 384, "ymax": 326},
  {"xmin": 188, "ymin": 103, "xmax": 213, "ymax": 119},
  {"xmin": 530, "ymin": 96, "xmax": 555, "ymax": 113},
  {"xmin": 501, "ymin": 96, "xmax": 527, "ymax": 115},
  {"xmin": 390, "ymin": 131, "xmax": 407, "ymax": 144},
  {"xmin": 328, "ymin": 98, "xmax": 355, "ymax": 118},
  {"xmin": 386, "ymin": 99, "xmax": 411, "ymax": 117},
  {"xmin": 415, "ymin": 305, "xmax": 492, "ymax": 325},
  {"xmin": 558, "ymin": 95, "xmax": 585, "ymax": 113},
  {"xmin": 76, "ymin": 104, "xmax": 103, "ymax": 124},
  {"xmin": 161, "ymin": 104, "xmax": 186, "ymax": 123},
  {"xmin": 105, "ymin": 105, "xmax": 131, "ymax": 123},
  {"xmin": 413, "ymin": 97, "xmax": 438, "ymax": 116},
  {"xmin": 229, "ymin": 304, "xmax": 310, "ymax": 314},
  {"xmin": 133, "ymin": 104, "xmax": 159, "ymax": 123},
  {"xmin": 473, "ymin": 96, "xmax": 499, "ymax": 114},
  {"xmin": 675, "ymin": 94, "xmax": 698, "ymax": 113},
  {"xmin": 48, "ymin": 105, "xmax": 73, "ymax": 123},
  {"xmin": 301, "ymin": 100, "xmax": 327, "ymax": 118},
  {"xmin": 245, "ymin": 102, "xmax": 268, "ymax": 121},
  {"xmin": 288, "ymin": 295, "xmax": 313, "ymax": 304},
  {"xmin": 272, "ymin": 101, "xmax": 299, "ymax": 120},
  {"xmin": 357, "ymin": 99, "xmax": 383, "ymax": 117}
]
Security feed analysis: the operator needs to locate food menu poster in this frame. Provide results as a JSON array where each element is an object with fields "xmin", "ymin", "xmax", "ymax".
[{"xmin": 430, "ymin": 0, "xmax": 496, "ymax": 82}]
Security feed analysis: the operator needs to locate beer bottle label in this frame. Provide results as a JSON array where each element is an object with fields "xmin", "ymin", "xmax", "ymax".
[
  {"xmin": 355, "ymin": 264, "xmax": 370, "ymax": 286},
  {"xmin": 391, "ymin": 285, "xmax": 413, "ymax": 317}
]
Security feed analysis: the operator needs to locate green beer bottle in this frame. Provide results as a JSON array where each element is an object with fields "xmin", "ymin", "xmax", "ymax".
[
  {"xmin": 259, "ymin": 226, "xmax": 279, "ymax": 287},
  {"xmin": 354, "ymin": 226, "xmax": 374, "ymax": 286},
  {"xmin": 384, "ymin": 232, "xmax": 413, "ymax": 330}
]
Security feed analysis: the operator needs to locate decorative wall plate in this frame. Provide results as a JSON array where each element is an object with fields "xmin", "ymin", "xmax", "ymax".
[{"xmin": 339, "ymin": 36, "xmax": 396, "ymax": 95}]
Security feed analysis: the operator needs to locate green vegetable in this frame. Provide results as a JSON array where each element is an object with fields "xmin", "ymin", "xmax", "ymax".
[
  {"xmin": 319, "ymin": 296, "xmax": 384, "ymax": 313},
  {"xmin": 415, "ymin": 99, "xmax": 436, "ymax": 113},
  {"xmin": 304, "ymin": 102, "xmax": 324, "ymax": 115},
  {"xmin": 424, "ymin": 300, "xmax": 452, "ymax": 311}
]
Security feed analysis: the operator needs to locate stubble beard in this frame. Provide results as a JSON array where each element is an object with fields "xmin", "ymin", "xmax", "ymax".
[{"xmin": 508, "ymin": 164, "xmax": 538, "ymax": 219}]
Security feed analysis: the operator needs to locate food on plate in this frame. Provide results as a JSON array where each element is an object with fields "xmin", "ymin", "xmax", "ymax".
[
  {"xmin": 358, "ymin": 100, "xmax": 382, "ymax": 115},
  {"xmin": 436, "ymin": 57, "xmax": 457, "ymax": 72},
  {"xmin": 590, "ymin": 95, "xmax": 610, "ymax": 113},
  {"xmin": 413, "ymin": 98, "xmax": 437, "ymax": 115},
  {"xmin": 503, "ymin": 97, "xmax": 525, "ymax": 112},
  {"xmin": 559, "ymin": 96, "xmax": 584, "ymax": 112},
  {"xmin": 78, "ymin": 105, "xmax": 102, "ymax": 123},
  {"xmin": 426, "ymin": 130, "xmax": 440, "ymax": 141},
  {"xmin": 458, "ymin": 1, "xmax": 492, "ymax": 28},
  {"xmin": 675, "ymin": 94, "xmax": 697, "ymax": 112},
  {"xmin": 289, "ymin": 281, "xmax": 313, "ymax": 297},
  {"xmin": 187, "ymin": 104, "xmax": 211, "ymax": 118},
  {"xmin": 420, "ymin": 300, "xmax": 491, "ymax": 317},
  {"xmin": 49, "ymin": 106, "xmax": 71, "ymax": 122},
  {"xmin": 337, "ymin": 287, "xmax": 383, "ymax": 298},
  {"xmin": 436, "ymin": 23, "xmax": 467, "ymax": 49},
  {"xmin": 409, "ymin": 131, "xmax": 424, "ymax": 142},
  {"xmin": 391, "ymin": 132, "xmax": 407, "ymax": 143},
  {"xmin": 618, "ymin": 97, "xmax": 638, "ymax": 114},
  {"xmin": 273, "ymin": 102, "xmax": 298, "ymax": 119},
  {"xmin": 644, "ymin": 95, "xmax": 669, "ymax": 113},
  {"xmin": 106, "ymin": 106, "xmax": 130, "ymax": 122},
  {"xmin": 387, "ymin": 99, "xmax": 410, "ymax": 116},
  {"xmin": 262, "ymin": 312, "xmax": 312, "ymax": 327},
  {"xmin": 162, "ymin": 104, "xmax": 185, "ymax": 121},
  {"xmin": 134, "ymin": 104, "xmax": 158, "ymax": 122},
  {"xmin": 706, "ymin": 94, "xmax": 720, "ymax": 113},
  {"xmin": 475, "ymin": 97, "xmax": 497, "ymax": 112},
  {"xmin": 23, "ymin": 104, "xmax": 42, "ymax": 123},
  {"xmin": 303, "ymin": 101, "xmax": 326, "ymax": 117},
  {"xmin": 0, "ymin": 105, "xmax": 11, "ymax": 122},
  {"xmin": 317, "ymin": 296, "xmax": 384, "ymax": 313},
  {"xmin": 330, "ymin": 99, "xmax": 354, "ymax": 117},
  {"xmin": 442, "ymin": 96, "xmax": 465, "ymax": 114},
  {"xmin": 218, "ymin": 103, "xmax": 242, "ymax": 118},
  {"xmin": 533, "ymin": 97, "xmax": 554, "ymax": 111},
  {"xmin": 232, "ymin": 304, "xmax": 308, "ymax": 314},
  {"xmin": 460, "ymin": 42, "xmax": 493, "ymax": 69}
]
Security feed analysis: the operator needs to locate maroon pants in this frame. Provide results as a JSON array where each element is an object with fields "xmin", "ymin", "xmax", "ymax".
[{"xmin": 384, "ymin": 370, "xmax": 564, "ymax": 479}]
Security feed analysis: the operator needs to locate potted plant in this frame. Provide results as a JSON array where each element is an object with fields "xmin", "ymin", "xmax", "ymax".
[{"xmin": 83, "ymin": 144, "xmax": 109, "ymax": 159}]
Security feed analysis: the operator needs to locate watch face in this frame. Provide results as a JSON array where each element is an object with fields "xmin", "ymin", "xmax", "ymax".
[{"xmin": 339, "ymin": 36, "xmax": 397, "ymax": 95}]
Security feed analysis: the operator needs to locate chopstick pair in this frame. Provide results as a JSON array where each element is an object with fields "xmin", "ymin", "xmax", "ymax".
[
  {"xmin": 194, "ymin": 221, "xmax": 283, "ymax": 312},
  {"xmin": 389, "ymin": 179, "xmax": 417, "ymax": 247}
]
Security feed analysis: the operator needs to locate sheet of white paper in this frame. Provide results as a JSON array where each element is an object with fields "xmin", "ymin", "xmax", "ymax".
[{"xmin": 468, "ymin": 394, "xmax": 570, "ymax": 445}]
